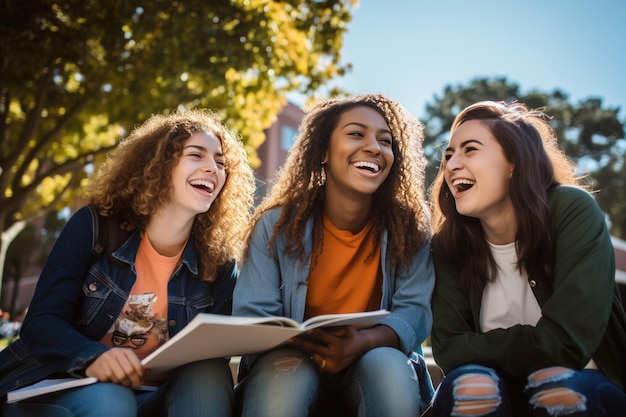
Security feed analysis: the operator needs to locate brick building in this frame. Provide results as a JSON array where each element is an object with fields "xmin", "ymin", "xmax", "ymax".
[{"xmin": 253, "ymin": 101, "xmax": 303, "ymax": 199}]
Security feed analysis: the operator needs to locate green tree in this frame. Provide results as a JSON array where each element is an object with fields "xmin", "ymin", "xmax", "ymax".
[
  {"xmin": 423, "ymin": 77, "xmax": 626, "ymax": 238},
  {"xmin": 0, "ymin": 0, "xmax": 356, "ymax": 293}
]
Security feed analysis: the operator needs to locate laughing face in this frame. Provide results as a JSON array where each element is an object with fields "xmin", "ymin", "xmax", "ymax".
[
  {"xmin": 444, "ymin": 120, "xmax": 515, "ymax": 238},
  {"xmin": 323, "ymin": 105, "xmax": 394, "ymax": 200},
  {"xmin": 169, "ymin": 131, "xmax": 227, "ymax": 215}
]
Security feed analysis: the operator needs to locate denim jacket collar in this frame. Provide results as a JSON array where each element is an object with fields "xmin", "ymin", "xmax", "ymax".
[{"xmin": 112, "ymin": 230, "xmax": 199, "ymax": 275}]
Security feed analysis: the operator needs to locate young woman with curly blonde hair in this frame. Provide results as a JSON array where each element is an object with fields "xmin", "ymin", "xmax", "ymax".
[{"xmin": 0, "ymin": 109, "xmax": 256, "ymax": 417}]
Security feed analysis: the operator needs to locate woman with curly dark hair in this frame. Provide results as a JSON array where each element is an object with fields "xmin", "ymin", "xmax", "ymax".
[
  {"xmin": 429, "ymin": 101, "xmax": 626, "ymax": 416},
  {"xmin": 233, "ymin": 94, "xmax": 435, "ymax": 417},
  {"xmin": 0, "ymin": 109, "xmax": 255, "ymax": 417}
]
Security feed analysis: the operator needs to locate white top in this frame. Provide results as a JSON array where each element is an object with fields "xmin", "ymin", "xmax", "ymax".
[
  {"xmin": 480, "ymin": 241, "xmax": 598, "ymax": 370},
  {"xmin": 480, "ymin": 242, "xmax": 542, "ymax": 332}
]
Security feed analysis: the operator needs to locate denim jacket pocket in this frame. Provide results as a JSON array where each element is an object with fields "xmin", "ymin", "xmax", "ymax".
[
  {"xmin": 166, "ymin": 290, "xmax": 215, "ymax": 336},
  {"xmin": 76, "ymin": 272, "xmax": 117, "ymax": 325},
  {"xmin": 188, "ymin": 292, "xmax": 214, "ymax": 311}
]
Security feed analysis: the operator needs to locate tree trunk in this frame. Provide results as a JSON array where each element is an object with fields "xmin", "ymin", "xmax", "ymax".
[{"xmin": 0, "ymin": 220, "xmax": 26, "ymax": 301}]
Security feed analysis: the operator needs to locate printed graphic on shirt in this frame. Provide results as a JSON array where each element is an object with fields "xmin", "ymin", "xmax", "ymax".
[{"xmin": 102, "ymin": 292, "xmax": 168, "ymax": 359}]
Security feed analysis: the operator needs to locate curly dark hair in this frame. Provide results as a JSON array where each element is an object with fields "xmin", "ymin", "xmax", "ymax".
[
  {"xmin": 246, "ymin": 93, "xmax": 431, "ymax": 271},
  {"xmin": 85, "ymin": 108, "xmax": 255, "ymax": 282},
  {"xmin": 430, "ymin": 101, "xmax": 582, "ymax": 292}
]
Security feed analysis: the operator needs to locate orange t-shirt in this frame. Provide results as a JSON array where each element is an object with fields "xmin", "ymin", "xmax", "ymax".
[
  {"xmin": 100, "ymin": 232, "xmax": 182, "ymax": 360},
  {"xmin": 304, "ymin": 215, "xmax": 382, "ymax": 319}
]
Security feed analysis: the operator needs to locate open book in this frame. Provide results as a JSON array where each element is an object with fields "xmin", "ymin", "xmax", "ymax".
[
  {"xmin": 7, "ymin": 310, "xmax": 389, "ymax": 402},
  {"xmin": 143, "ymin": 309, "xmax": 390, "ymax": 380}
]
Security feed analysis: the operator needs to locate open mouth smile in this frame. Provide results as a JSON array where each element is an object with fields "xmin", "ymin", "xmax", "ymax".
[
  {"xmin": 352, "ymin": 161, "xmax": 381, "ymax": 173},
  {"xmin": 452, "ymin": 178, "xmax": 475, "ymax": 193},
  {"xmin": 190, "ymin": 179, "xmax": 215, "ymax": 194}
]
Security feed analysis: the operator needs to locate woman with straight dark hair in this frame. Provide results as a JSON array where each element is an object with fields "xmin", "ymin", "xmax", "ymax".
[{"xmin": 430, "ymin": 101, "xmax": 626, "ymax": 416}]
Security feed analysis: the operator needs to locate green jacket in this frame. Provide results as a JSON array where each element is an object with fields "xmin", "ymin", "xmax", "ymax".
[{"xmin": 431, "ymin": 185, "xmax": 626, "ymax": 389}]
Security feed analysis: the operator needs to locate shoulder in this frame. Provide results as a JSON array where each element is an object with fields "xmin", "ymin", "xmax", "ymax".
[
  {"xmin": 549, "ymin": 185, "xmax": 600, "ymax": 216},
  {"xmin": 549, "ymin": 185, "xmax": 608, "ymax": 239},
  {"xmin": 549, "ymin": 184, "xmax": 594, "ymax": 203},
  {"xmin": 259, "ymin": 206, "xmax": 284, "ymax": 222},
  {"xmin": 252, "ymin": 207, "xmax": 282, "ymax": 231},
  {"xmin": 254, "ymin": 206, "xmax": 300, "ymax": 231},
  {"xmin": 247, "ymin": 207, "xmax": 286, "ymax": 244},
  {"xmin": 72, "ymin": 205, "xmax": 96, "ymax": 222},
  {"xmin": 41, "ymin": 206, "xmax": 97, "ymax": 266},
  {"xmin": 59, "ymin": 205, "xmax": 96, "ymax": 236}
]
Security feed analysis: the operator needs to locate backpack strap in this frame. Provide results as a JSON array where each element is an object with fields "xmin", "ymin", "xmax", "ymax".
[
  {"xmin": 87, "ymin": 205, "xmax": 106, "ymax": 265},
  {"xmin": 87, "ymin": 205, "xmax": 131, "ymax": 267}
]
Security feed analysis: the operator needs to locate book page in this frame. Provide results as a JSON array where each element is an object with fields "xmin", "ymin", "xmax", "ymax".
[
  {"xmin": 141, "ymin": 310, "xmax": 390, "ymax": 381},
  {"xmin": 6, "ymin": 377, "xmax": 98, "ymax": 403},
  {"xmin": 6, "ymin": 378, "xmax": 157, "ymax": 403},
  {"xmin": 300, "ymin": 309, "xmax": 390, "ymax": 329},
  {"xmin": 141, "ymin": 315, "xmax": 304, "ymax": 381},
  {"xmin": 181, "ymin": 313, "xmax": 301, "ymax": 329}
]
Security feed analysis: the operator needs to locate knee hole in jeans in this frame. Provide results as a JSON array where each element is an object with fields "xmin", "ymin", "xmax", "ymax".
[
  {"xmin": 532, "ymin": 387, "xmax": 585, "ymax": 408},
  {"xmin": 528, "ymin": 367, "xmax": 573, "ymax": 384},
  {"xmin": 527, "ymin": 367, "xmax": 587, "ymax": 415},
  {"xmin": 452, "ymin": 374, "xmax": 500, "ymax": 416},
  {"xmin": 271, "ymin": 355, "xmax": 304, "ymax": 374}
]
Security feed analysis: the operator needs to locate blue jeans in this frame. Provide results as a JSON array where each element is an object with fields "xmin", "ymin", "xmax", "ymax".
[
  {"xmin": 2, "ymin": 358, "xmax": 234, "ymax": 417},
  {"xmin": 432, "ymin": 364, "xmax": 626, "ymax": 417},
  {"xmin": 235, "ymin": 347, "xmax": 422, "ymax": 417}
]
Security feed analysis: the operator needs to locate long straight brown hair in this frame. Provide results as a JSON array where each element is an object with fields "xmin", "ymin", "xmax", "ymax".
[{"xmin": 430, "ymin": 101, "xmax": 581, "ymax": 292}]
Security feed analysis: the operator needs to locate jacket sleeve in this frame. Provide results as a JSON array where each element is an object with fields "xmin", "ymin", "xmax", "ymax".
[
  {"xmin": 431, "ymin": 186, "xmax": 616, "ymax": 378},
  {"xmin": 232, "ymin": 210, "xmax": 288, "ymax": 378},
  {"xmin": 19, "ymin": 206, "xmax": 111, "ymax": 376},
  {"xmin": 208, "ymin": 261, "xmax": 237, "ymax": 316},
  {"xmin": 232, "ymin": 210, "xmax": 287, "ymax": 319},
  {"xmin": 381, "ymin": 240, "xmax": 435, "ymax": 355}
]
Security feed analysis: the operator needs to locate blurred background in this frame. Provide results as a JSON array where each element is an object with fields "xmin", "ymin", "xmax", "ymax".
[{"xmin": 1, "ymin": 0, "xmax": 624, "ymax": 329}]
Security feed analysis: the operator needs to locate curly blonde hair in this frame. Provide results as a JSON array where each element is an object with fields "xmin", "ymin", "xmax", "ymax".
[
  {"xmin": 86, "ymin": 109, "xmax": 255, "ymax": 282},
  {"xmin": 247, "ymin": 93, "xmax": 431, "ymax": 270}
]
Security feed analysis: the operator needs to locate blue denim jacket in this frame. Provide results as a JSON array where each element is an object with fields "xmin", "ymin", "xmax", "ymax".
[
  {"xmin": 233, "ymin": 207, "xmax": 435, "ymax": 373},
  {"xmin": 0, "ymin": 206, "xmax": 236, "ymax": 396}
]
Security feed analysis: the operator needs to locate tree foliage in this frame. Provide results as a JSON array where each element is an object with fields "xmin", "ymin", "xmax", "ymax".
[
  {"xmin": 422, "ymin": 77, "xmax": 626, "ymax": 238},
  {"xmin": 0, "ymin": 0, "xmax": 356, "ymax": 288}
]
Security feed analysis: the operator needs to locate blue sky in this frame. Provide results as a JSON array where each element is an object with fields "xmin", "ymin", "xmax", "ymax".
[{"xmin": 317, "ymin": 0, "xmax": 626, "ymax": 120}]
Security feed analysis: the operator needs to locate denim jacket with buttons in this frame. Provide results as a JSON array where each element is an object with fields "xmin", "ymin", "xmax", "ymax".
[
  {"xmin": 0, "ymin": 206, "xmax": 236, "ymax": 396},
  {"xmin": 233, "ymin": 207, "xmax": 436, "ymax": 374}
]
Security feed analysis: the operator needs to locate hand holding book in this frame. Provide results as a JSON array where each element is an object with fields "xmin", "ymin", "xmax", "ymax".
[{"xmin": 7, "ymin": 310, "xmax": 390, "ymax": 402}]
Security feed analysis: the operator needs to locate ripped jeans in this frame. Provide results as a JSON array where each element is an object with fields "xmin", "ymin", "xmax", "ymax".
[
  {"xmin": 235, "ymin": 346, "xmax": 422, "ymax": 417},
  {"xmin": 432, "ymin": 364, "xmax": 626, "ymax": 417}
]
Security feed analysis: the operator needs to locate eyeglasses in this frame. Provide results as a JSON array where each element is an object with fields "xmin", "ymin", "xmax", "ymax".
[{"xmin": 111, "ymin": 331, "xmax": 148, "ymax": 348}]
